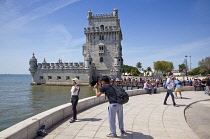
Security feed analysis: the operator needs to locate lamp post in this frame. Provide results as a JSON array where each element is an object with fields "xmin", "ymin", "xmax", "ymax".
[
  {"xmin": 189, "ymin": 56, "xmax": 191, "ymax": 71},
  {"xmin": 185, "ymin": 55, "xmax": 188, "ymax": 76}
]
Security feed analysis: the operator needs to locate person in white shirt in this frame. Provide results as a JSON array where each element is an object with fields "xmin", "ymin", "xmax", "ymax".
[
  {"xmin": 70, "ymin": 80, "xmax": 80, "ymax": 123},
  {"xmin": 163, "ymin": 73, "xmax": 177, "ymax": 106}
]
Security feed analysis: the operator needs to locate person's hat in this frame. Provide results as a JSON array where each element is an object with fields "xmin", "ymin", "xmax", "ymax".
[{"xmin": 72, "ymin": 78, "xmax": 78, "ymax": 81}]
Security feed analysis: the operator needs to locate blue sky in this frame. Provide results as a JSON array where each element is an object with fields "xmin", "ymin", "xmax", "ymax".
[{"xmin": 0, "ymin": 0, "xmax": 209, "ymax": 74}]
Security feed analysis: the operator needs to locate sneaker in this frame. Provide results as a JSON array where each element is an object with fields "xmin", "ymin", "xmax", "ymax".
[
  {"xmin": 121, "ymin": 130, "xmax": 126, "ymax": 135},
  {"xmin": 173, "ymin": 104, "xmax": 179, "ymax": 107},
  {"xmin": 163, "ymin": 103, "xmax": 167, "ymax": 105},
  {"xmin": 69, "ymin": 119, "xmax": 76, "ymax": 123},
  {"xmin": 106, "ymin": 133, "xmax": 117, "ymax": 138}
]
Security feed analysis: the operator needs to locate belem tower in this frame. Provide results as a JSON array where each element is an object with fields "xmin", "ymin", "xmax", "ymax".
[{"xmin": 29, "ymin": 8, "xmax": 123, "ymax": 85}]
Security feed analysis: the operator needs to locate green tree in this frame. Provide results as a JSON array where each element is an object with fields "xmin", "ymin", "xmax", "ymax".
[
  {"xmin": 188, "ymin": 67, "xmax": 200, "ymax": 76},
  {"xmin": 123, "ymin": 65, "xmax": 140, "ymax": 76},
  {"xmin": 198, "ymin": 56, "xmax": 210, "ymax": 75},
  {"xmin": 154, "ymin": 61, "xmax": 174, "ymax": 74},
  {"xmin": 123, "ymin": 65, "xmax": 131, "ymax": 75},
  {"xmin": 136, "ymin": 62, "xmax": 142, "ymax": 69},
  {"xmin": 146, "ymin": 66, "xmax": 152, "ymax": 76},
  {"xmin": 178, "ymin": 64, "xmax": 186, "ymax": 73},
  {"xmin": 131, "ymin": 67, "xmax": 140, "ymax": 76}
]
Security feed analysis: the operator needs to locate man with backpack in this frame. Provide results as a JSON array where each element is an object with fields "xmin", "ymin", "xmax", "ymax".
[
  {"xmin": 174, "ymin": 79, "xmax": 183, "ymax": 99},
  {"xmin": 163, "ymin": 73, "xmax": 177, "ymax": 106},
  {"xmin": 94, "ymin": 76, "xmax": 126, "ymax": 138}
]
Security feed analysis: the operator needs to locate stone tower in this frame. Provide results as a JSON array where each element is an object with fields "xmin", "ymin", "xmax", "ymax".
[{"xmin": 83, "ymin": 8, "xmax": 123, "ymax": 79}]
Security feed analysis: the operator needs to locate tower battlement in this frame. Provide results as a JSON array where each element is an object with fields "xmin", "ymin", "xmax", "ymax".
[
  {"xmin": 84, "ymin": 26, "xmax": 120, "ymax": 33},
  {"xmin": 92, "ymin": 13, "xmax": 113, "ymax": 17}
]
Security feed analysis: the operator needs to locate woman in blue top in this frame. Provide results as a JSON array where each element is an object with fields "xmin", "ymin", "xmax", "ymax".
[{"xmin": 174, "ymin": 79, "xmax": 183, "ymax": 99}]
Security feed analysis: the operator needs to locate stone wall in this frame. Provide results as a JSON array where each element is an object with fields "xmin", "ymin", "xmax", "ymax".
[{"xmin": 32, "ymin": 69, "xmax": 91, "ymax": 84}]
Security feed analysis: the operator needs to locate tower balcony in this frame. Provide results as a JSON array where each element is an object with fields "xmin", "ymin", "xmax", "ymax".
[{"xmin": 99, "ymin": 50, "xmax": 105, "ymax": 54}]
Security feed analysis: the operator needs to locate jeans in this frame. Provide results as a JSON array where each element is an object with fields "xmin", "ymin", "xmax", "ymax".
[
  {"xmin": 153, "ymin": 88, "xmax": 157, "ymax": 94},
  {"xmin": 164, "ymin": 89, "xmax": 176, "ymax": 105},
  {"xmin": 194, "ymin": 85, "xmax": 200, "ymax": 91},
  {"xmin": 205, "ymin": 86, "xmax": 210, "ymax": 94},
  {"xmin": 71, "ymin": 96, "xmax": 78, "ymax": 119},
  {"xmin": 108, "ymin": 103, "xmax": 124, "ymax": 135},
  {"xmin": 144, "ymin": 88, "xmax": 152, "ymax": 94}
]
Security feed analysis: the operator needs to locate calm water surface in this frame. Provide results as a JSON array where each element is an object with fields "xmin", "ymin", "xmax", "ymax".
[{"xmin": 0, "ymin": 74, "xmax": 95, "ymax": 131}]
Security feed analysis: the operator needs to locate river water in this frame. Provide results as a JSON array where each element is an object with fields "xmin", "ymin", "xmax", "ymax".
[{"xmin": 0, "ymin": 74, "xmax": 95, "ymax": 132}]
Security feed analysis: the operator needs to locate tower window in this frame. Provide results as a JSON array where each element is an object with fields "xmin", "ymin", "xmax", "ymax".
[
  {"xmin": 100, "ymin": 25, "xmax": 104, "ymax": 30},
  {"xmin": 66, "ymin": 76, "xmax": 70, "ymax": 80},
  {"xmin": 57, "ymin": 76, "xmax": 61, "ymax": 80},
  {"xmin": 48, "ymin": 76, "xmax": 52, "ymax": 80},
  {"xmin": 99, "ymin": 35, "xmax": 104, "ymax": 40},
  {"xmin": 100, "ymin": 57, "xmax": 104, "ymax": 62},
  {"xmin": 40, "ymin": 76, "xmax": 43, "ymax": 80},
  {"xmin": 99, "ymin": 46, "xmax": 104, "ymax": 50}
]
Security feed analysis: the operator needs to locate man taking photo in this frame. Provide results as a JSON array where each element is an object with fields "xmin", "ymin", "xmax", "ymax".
[{"xmin": 94, "ymin": 76, "xmax": 126, "ymax": 138}]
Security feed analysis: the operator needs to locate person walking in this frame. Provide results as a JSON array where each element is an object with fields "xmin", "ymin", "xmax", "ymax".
[
  {"xmin": 69, "ymin": 79, "xmax": 80, "ymax": 123},
  {"xmin": 163, "ymin": 73, "xmax": 177, "ymax": 106},
  {"xmin": 174, "ymin": 79, "xmax": 183, "ymax": 99},
  {"xmin": 205, "ymin": 76, "xmax": 210, "ymax": 95},
  {"xmin": 94, "ymin": 76, "xmax": 125, "ymax": 137}
]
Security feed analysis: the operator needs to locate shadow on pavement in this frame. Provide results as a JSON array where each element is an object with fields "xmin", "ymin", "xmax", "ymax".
[
  {"xmin": 181, "ymin": 97, "xmax": 191, "ymax": 99},
  {"xmin": 116, "ymin": 130, "xmax": 154, "ymax": 139},
  {"xmin": 77, "ymin": 118, "xmax": 102, "ymax": 122}
]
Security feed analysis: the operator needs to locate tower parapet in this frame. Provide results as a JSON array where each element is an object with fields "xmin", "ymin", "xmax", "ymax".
[{"xmin": 36, "ymin": 62, "xmax": 85, "ymax": 69}]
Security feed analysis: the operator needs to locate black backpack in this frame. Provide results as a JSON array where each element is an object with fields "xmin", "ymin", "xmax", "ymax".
[
  {"xmin": 37, "ymin": 125, "xmax": 48, "ymax": 137},
  {"xmin": 110, "ymin": 85, "xmax": 129, "ymax": 104}
]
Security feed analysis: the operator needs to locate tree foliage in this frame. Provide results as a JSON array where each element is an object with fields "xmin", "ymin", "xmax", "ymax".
[
  {"xmin": 136, "ymin": 62, "xmax": 142, "ymax": 69},
  {"xmin": 198, "ymin": 56, "xmax": 210, "ymax": 75},
  {"xmin": 147, "ymin": 66, "xmax": 152, "ymax": 72},
  {"xmin": 154, "ymin": 61, "xmax": 174, "ymax": 74},
  {"xmin": 123, "ymin": 65, "xmax": 140, "ymax": 76},
  {"xmin": 188, "ymin": 67, "xmax": 200, "ymax": 76},
  {"xmin": 178, "ymin": 64, "xmax": 186, "ymax": 73}
]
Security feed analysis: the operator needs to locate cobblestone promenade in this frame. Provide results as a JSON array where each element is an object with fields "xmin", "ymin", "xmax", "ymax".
[{"xmin": 37, "ymin": 91, "xmax": 209, "ymax": 139}]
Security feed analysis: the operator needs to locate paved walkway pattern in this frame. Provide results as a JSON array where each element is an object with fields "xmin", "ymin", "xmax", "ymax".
[
  {"xmin": 185, "ymin": 100, "xmax": 210, "ymax": 139},
  {"xmin": 36, "ymin": 91, "xmax": 210, "ymax": 139}
]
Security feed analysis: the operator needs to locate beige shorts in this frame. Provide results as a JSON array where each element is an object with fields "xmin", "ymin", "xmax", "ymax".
[{"xmin": 175, "ymin": 86, "xmax": 182, "ymax": 92}]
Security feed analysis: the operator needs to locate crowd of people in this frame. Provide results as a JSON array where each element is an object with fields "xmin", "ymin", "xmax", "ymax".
[{"xmin": 68, "ymin": 75, "xmax": 210, "ymax": 138}]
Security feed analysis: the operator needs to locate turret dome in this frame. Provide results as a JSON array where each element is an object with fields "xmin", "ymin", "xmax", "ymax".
[{"xmin": 30, "ymin": 53, "xmax": 37, "ymax": 62}]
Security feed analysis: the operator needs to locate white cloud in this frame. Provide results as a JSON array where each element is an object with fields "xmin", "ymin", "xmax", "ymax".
[{"xmin": 0, "ymin": 0, "xmax": 80, "ymax": 31}]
